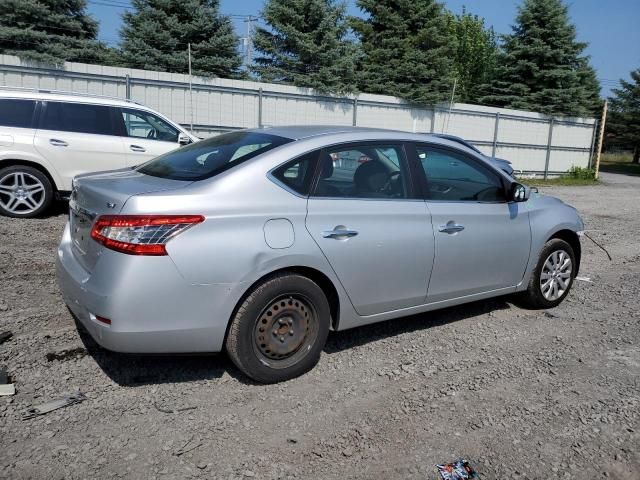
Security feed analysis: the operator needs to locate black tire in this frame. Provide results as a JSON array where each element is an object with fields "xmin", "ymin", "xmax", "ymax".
[
  {"xmin": 0, "ymin": 165, "xmax": 53, "ymax": 218},
  {"xmin": 226, "ymin": 273, "xmax": 331, "ymax": 383},
  {"xmin": 519, "ymin": 238, "xmax": 576, "ymax": 309}
]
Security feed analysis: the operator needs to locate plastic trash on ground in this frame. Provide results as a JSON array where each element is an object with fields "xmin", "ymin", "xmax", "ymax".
[{"xmin": 435, "ymin": 459, "xmax": 480, "ymax": 480}]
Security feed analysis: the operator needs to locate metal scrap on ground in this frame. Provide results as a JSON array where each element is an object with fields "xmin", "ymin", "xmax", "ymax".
[{"xmin": 22, "ymin": 392, "xmax": 87, "ymax": 420}]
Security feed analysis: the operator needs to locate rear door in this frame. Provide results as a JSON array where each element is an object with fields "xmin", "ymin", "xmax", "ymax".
[
  {"xmin": 412, "ymin": 143, "xmax": 531, "ymax": 302},
  {"xmin": 117, "ymin": 107, "xmax": 182, "ymax": 165},
  {"xmin": 34, "ymin": 101, "xmax": 126, "ymax": 190},
  {"xmin": 305, "ymin": 142, "xmax": 434, "ymax": 317}
]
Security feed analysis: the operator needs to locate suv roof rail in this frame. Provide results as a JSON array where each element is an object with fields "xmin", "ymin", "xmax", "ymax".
[{"xmin": 0, "ymin": 85, "xmax": 142, "ymax": 105}]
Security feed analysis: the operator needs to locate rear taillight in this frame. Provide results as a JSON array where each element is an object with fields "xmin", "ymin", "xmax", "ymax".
[{"xmin": 90, "ymin": 215, "xmax": 204, "ymax": 256}]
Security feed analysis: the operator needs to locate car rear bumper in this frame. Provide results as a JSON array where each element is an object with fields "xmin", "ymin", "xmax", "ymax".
[{"xmin": 56, "ymin": 222, "xmax": 244, "ymax": 354}]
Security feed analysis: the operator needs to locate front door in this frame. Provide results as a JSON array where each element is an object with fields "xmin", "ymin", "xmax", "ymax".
[
  {"xmin": 118, "ymin": 107, "xmax": 182, "ymax": 165},
  {"xmin": 305, "ymin": 142, "xmax": 434, "ymax": 316},
  {"xmin": 413, "ymin": 143, "xmax": 531, "ymax": 303}
]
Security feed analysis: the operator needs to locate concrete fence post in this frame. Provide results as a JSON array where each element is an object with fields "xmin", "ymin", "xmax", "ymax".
[
  {"xmin": 430, "ymin": 108, "xmax": 436, "ymax": 133},
  {"xmin": 352, "ymin": 97, "xmax": 358, "ymax": 126},
  {"xmin": 544, "ymin": 118, "xmax": 555, "ymax": 179},
  {"xmin": 258, "ymin": 88, "xmax": 263, "ymax": 128},
  {"xmin": 125, "ymin": 74, "xmax": 131, "ymax": 100},
  {"xmin": 492, "ymin": 112, "xmax": 500, "ymax": 158}
]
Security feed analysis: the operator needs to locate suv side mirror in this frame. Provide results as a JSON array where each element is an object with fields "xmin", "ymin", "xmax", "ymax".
[
  {"xmin": 178, "ymin": 134, "xmax": 192, "ymax": 146},
  {"xmin": 511, "ymin": 182, "xmax": 531, "ymax": 202}
]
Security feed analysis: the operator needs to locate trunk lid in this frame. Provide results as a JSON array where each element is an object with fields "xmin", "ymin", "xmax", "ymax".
[{"xmin": 69, "ymin": 168, "xmax": 192, "ymax": 272}]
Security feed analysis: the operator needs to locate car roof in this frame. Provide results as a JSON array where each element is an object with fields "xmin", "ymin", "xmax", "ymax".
[{"xmin": 0, "ymin": 87, "xmax": 144, "ymax": 109}]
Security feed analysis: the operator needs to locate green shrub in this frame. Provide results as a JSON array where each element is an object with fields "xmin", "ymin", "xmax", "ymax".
[{"xmin": 566, "ymin": 166, "xmax": 596, "ymax": 180}]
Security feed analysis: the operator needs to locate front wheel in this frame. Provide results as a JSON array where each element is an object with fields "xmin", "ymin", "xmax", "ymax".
[
  {"xmin": 519, "ymin": 238, "xmax": 576, "ymax": 309},
  {"xmin": 225, "ymin": 273, "xmax": 330, "ymax": 383}
]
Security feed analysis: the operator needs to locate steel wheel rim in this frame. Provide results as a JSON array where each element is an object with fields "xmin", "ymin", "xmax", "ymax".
[
  {"xmin": 540, "ymin": 250, "xmax": 572, "ymax": 301},
  {"xmin": 253, "ymin": 294, "xmax": 319, "ymax": 369},
  {"xmin": 0, "ymin": 171, "xmax": 46, "ymax": 215}
]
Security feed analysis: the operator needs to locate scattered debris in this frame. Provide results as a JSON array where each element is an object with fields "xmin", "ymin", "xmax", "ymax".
[
  {"xmin": 23, "ymin": 392, "xmax": 87, "ymax": 420},
  {"xmin": 0, "ymin": 367, "xmax": 15, "ymax": 396},
  {"xmin": 583, "ymin": 232, "xmax": 612, "ymax": 261},
  {"xmin": 436, "ymin": 459, "xmax": 480, "ymax": 480},
  {"xmin": 174, "ymin": 436, "xmax": 203, "ymax": 456},
  {"xmin": 153, "ymin": 402, "xmax": 197, "ymax": 414},
  {"xmin": 575, "ymin": 276, "xmax": 593, "ymax": 283},
  {"xmin": 0, "ymin": 331, "xmax": 13, "ymax": 345},
  {"xmin": 45, "ymin": 347, "xmax": 87, "ymax": 362}
]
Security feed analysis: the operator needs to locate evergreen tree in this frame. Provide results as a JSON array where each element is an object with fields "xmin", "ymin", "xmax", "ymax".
[
  {"xmin": 351, "ymin": 0, "xmax": 456, "ymax": 105},
  {"xmin": 446, "ymin": 8, "xmax": 499, "ymax": 104},
  {"xmin": 480, "ymin": 0, "xmax": 600, "ymax": 117},
  {"xmin": 120, "ymin": 0, "xmax": 243, "ymax": 78},
  {"xmin": 0, "ymin": 0, "xmax": 114, "ymax": 65},
  {"xmin": 607, "ymin": 69, "xmax": 640, "ymax": 163},
  {"xmin": 252, "ymin": 0, "xmax": 358, "ymax": 94}
]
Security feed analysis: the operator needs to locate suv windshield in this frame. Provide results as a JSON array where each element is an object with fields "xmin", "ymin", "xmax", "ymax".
[{"xmin": 137, "ymin": 131, "xmax": 292, "ymax": 181}]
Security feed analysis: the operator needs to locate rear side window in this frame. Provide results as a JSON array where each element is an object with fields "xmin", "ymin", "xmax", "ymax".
[
  {"xmin": 40, "ymin": 102, "xmax": 116, "ymax": 136},
  {"xmin": 271, "ymin": 150, "xmax": 319, "ymax": 195},
  {"xmin": 137, "ymin": 131, "xmax": 292, "ymax": 181},
  {"xmin": 0, "ymin": 99, "xmax": 36, "ymax": 128}
]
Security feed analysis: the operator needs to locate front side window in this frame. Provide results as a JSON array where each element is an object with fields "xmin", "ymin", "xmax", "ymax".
[
  {"xmin": 416, "ymin": 145, "xmax": 506, "ymax": 202},
  {"xmin": 311, "ymin": 143, "xmax": 408, "ymax": 199},
  {"xmin": 271, "ymin": 150, "xmax": 319, "ymax": 196},
  {"xmin": 40, "ymin": 102, "xmax": 116, "ymax": 136},
  {"xmin": 0, "ymin": 99, "xmax": 36, "ymax": 128},
  {"xmin": 121, "ymin": 108, "xmax": 179, "ymax": 143},
  {"xmin": 137, "ymin": 131, "xmax": 292, "ymax": 181}
]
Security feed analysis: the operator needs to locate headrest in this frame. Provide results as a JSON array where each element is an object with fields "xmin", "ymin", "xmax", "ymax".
[{"xmin": 319, "ymin": 152, "xmax": 334, "ymax": 179}]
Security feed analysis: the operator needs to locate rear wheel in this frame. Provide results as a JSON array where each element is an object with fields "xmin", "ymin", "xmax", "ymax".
[
  {"xmin": 226, "ymin": 273, "xmax": 330, "ymax": 383},
  {"xmin": 519, "ymin": 238, "xmax": 576, "ymax": 309},
  {"xmin": 0, "ymin": 165, "xmax": 53, "ymax": 218}
]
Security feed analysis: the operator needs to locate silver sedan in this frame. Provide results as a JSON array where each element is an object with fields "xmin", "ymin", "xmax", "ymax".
[{"xmin": 56, "ymin": 126, "xmax": 584, "ymax": 383}]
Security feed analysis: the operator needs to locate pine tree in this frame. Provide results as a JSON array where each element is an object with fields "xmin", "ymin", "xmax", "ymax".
[
  {"xmin": 120, "ymin": 0, "xmax": 243, "ymax": 78},
  {"xmin": 607, "ymin": 69, "xmax": 640, "ymax": 164},
  {"xmin": 351, "ymin": 0, "xmax": 456, "ymax": 106},
  {"xmin": 252, "ymin": 0, "xmax": 358, "ymax": 94},
  {"xmin": 480, "ymin": 0, "xmax": 600, "ymax": 117},
  {"xmin": 0, "ymin": 0, "xmax": 114, "ymax": 65},
  {"xmin": 446, "ymin": 8, "xmax": 499, "ymax": 104}
]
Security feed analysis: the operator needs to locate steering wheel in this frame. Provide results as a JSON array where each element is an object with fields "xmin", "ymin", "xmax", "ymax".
[
  {"xmin": 381, "ymin": 171, "xmax": 401, "ymax": 195},
  {"xmin": 146, "ymin": 128, "xmax": 157, "ymax": 139}
]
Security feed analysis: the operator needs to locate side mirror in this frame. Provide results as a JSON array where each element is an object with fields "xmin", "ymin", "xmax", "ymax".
[
  {"xmin": 178, "ymin": 134, "xmax": 192, "ymax": 146},
  {"xmin": 510, "ymin": 182, "xmax": 531, "ymax": 202}
]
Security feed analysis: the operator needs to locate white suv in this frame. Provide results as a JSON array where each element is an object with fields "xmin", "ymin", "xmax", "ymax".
[{"xmin": 0, "ymin": 88, "xmax": 198, "ymax": 217}]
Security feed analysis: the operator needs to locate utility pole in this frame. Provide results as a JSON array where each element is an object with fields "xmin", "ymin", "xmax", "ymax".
[
  {"xmin": 243, "ymin": 15, "xmax": 258, "ymax": 67},
  {"xmin": 442, "ymin": 78, "xmax": 457, "ymax": 133},
  {"xmin": 594, "ymin": 100, "xmax": 608, "ymax": 180},
  {"xmin": 188, "ymin": 43, "xmax": 193, "ymax": 133}
]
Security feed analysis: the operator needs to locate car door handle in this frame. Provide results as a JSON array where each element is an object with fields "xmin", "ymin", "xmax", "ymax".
[
  {"xmin": 322, "ymin": 228, "xmax": 358, "ymax": 239},
  {"xmin": 129, "ymin": 144, "xmax": 146, "ymax": 152},
  {"xmin": 438, "ymin": 222, "xmax": 465, "ymax": 234},
  {"xmin": 49, "ymin": 138, "xmax": 68, "ymax": 147}
]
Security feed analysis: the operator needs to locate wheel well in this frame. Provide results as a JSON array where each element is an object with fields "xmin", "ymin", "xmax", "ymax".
[
  {"xmin": 549, "ymin": 229, "xmax": 581, "ymax": 274},
  {"xmin": 226, "ymin": 266, "xmax": 341, "ymax": 345},
  {"xmin": 0, "ymin": 159, "xmax": 58, "ymax": 192}
]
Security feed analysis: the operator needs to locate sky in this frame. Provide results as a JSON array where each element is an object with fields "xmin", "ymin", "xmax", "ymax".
[{"xmin": 87, "ymin": 0, "xmax": 640, "ymax": 97}]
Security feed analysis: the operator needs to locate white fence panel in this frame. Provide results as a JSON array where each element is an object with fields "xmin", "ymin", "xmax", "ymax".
[{"xmin": 0, "ymin": 54, "xmax": 597, "ymax": 176}]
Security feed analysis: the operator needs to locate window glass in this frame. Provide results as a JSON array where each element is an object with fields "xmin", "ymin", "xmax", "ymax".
[
  {"xmin": 41, "ymin": 102, "xmax": 115, "ymax": 136},
  {"xmin": 0, "ymin": 99, "xmax": 36, "ymax": 128},
  {"xmin": 312, "ymin": 144, "xmax": 407, "ymax": 199},
  {"xmin": 121, "ymin": 108, "xmax": 179, "ymax": 143},
  {"xmin": 417, "ymin": 145, "xmax": 506, "ymax": 202},
  {"xmin": 137, "ymin": 131, "xmax": 292, "ymax": 181},
  {"xmin": 271, "ymin": 151, "xmax": 319, "ymax": 195}
]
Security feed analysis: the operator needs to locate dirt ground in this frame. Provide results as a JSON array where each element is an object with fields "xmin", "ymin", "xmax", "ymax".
[{"xmin": 0, "ymin": 172, "xmax": 638, "ymax": 480}]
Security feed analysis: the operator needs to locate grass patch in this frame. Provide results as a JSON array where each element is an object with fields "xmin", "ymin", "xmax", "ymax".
[
  {"xmin": 599, "ymin": 152, "xmax": 640, "ymax": 176},
  {"xmin": 520, "ymin": 166, "xmax": 598, "ymax": 187}
]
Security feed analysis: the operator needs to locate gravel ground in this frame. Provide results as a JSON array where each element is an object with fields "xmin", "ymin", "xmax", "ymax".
[{"xmin": 0, "ymin": 172, "xmax": 638, "ymax": 480}]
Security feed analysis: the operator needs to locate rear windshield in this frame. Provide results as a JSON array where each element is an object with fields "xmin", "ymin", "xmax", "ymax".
[{"xmin": 137, "ymin": 131, "xmax": 292, "ymax": 181}]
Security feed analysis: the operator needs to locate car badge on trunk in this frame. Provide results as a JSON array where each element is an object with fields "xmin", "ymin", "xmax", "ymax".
[{"xmin": 107, "ymin": 202, "xmax": 116, "ymax": 209}]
